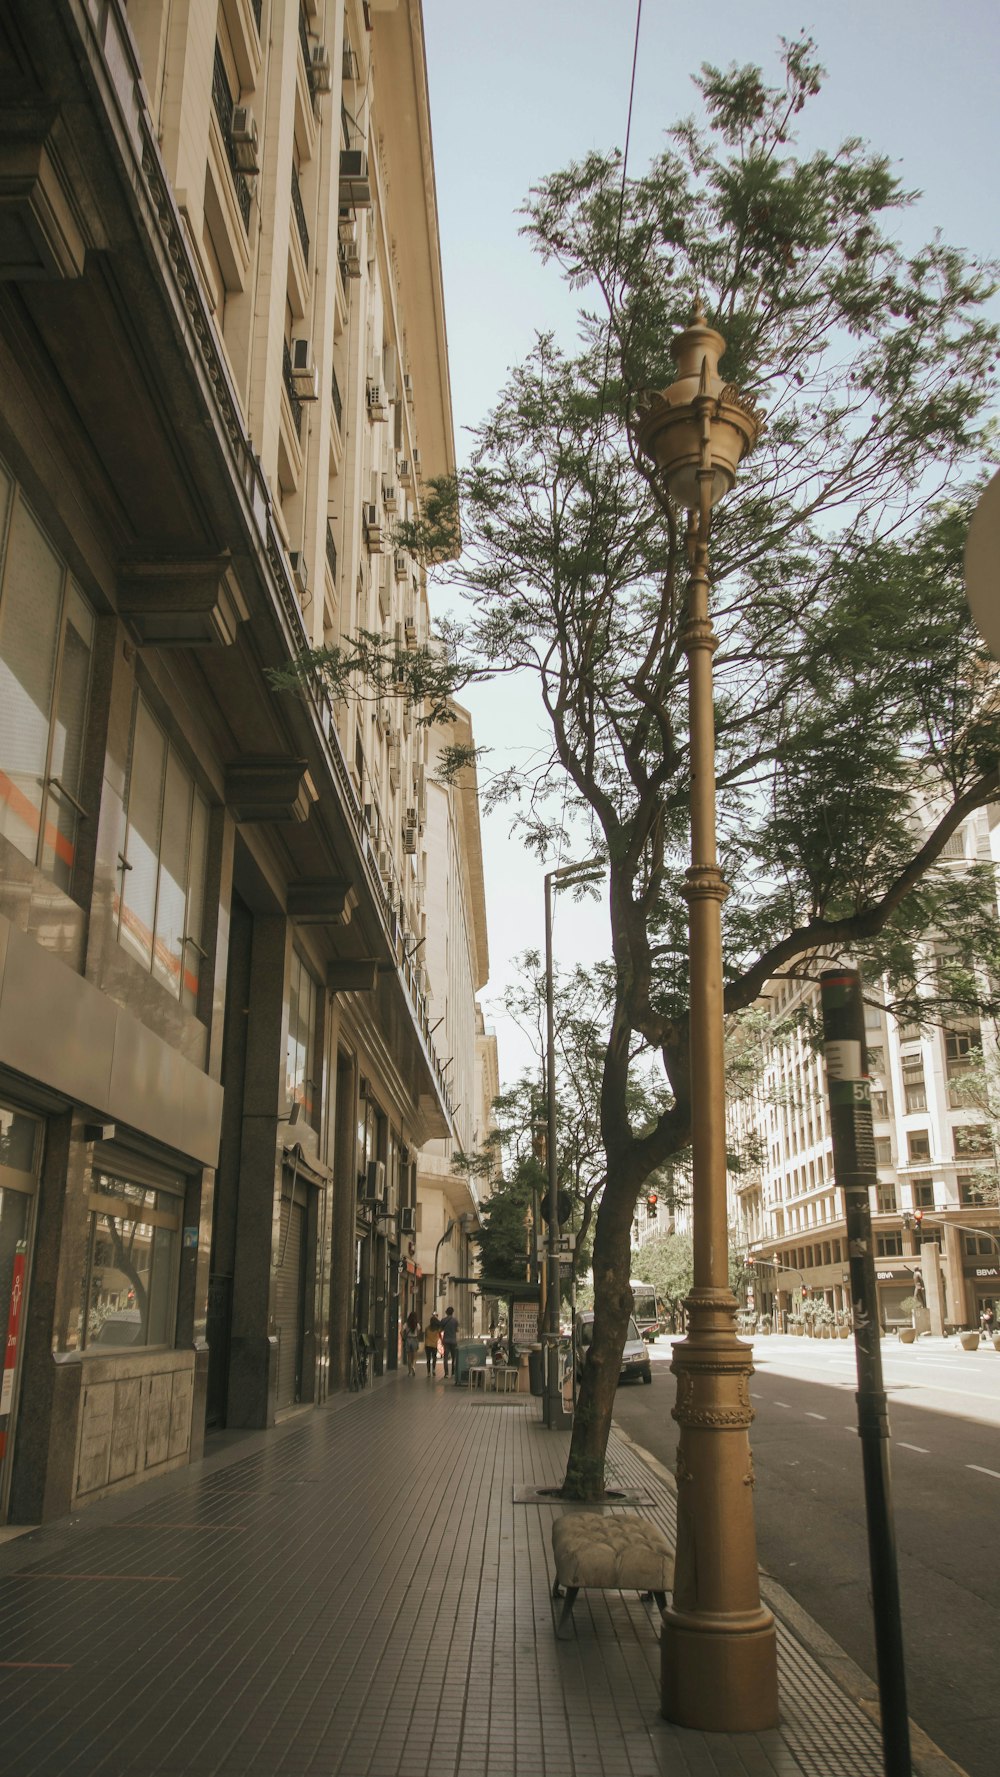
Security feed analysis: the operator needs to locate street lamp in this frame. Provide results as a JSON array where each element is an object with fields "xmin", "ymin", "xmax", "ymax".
[
  {"xmin": 637, "ymin": 305, "xmax": 778, "ymax": 1730},
  {"xmin": 542, "ymin": 856, "xmax": 604, "ymax": 1429}
]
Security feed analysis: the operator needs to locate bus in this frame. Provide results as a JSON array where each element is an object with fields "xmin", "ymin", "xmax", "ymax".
[{"xmin": 629, "ymin": 1279, "xmax": 659, "ymax": 1340}]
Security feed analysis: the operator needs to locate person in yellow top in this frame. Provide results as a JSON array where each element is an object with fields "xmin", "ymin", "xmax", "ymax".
[{"xmin": 423, "ymin": 1312, "xmax": 441, "ymax": 1377}]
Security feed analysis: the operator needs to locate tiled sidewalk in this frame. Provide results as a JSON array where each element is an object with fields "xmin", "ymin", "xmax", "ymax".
[{"xmin": 0, "ymin": 1373, "xmax": 960, "ymax": 1777}]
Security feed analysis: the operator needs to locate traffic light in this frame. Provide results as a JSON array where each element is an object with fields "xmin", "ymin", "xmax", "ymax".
[
  {"xmin": 913, "ymin": 1208, "xmax": 925, "ymax": 1228},
  {"xmin": 646, "ymin": 1191, "xmax": 658, "ymax": 1219}
]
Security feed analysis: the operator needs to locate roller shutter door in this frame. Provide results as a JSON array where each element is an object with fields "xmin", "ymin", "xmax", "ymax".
[{"xmin": 275, "ymin": 1197, "xmax": 306, "ymax": 1407}]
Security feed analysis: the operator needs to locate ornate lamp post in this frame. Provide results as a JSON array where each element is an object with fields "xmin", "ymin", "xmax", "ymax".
[{"xmin": 636, "ymin": 306, "xmax": 779, "ymax": 1730}]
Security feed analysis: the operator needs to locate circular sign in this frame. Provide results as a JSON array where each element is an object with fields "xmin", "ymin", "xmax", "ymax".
[{"xmin": 965, "ymin": 467, "xmax": 1000, "ymax": 660}]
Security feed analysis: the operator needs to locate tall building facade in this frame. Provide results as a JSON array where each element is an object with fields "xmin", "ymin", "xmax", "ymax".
[
  {"xmin": 0, "ymin": 0, "xmax": 488, "ymax": 1524},
  {"xmin": 728, "ymin": 813, "xmax": 1000, "ymax": 1330},
  {"xmin": 411, "ymin": 705, "xmax": 496, "ymax": 1336}
]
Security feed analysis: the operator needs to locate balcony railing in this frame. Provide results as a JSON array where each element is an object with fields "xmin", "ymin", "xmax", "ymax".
[
  {"xmin": 331, "ymin": 365, "xmax": 343, "ymax": 430},
  {"xmin": 212, "ymin": 44, "xmax": 251, "ymax": 229},
  {"xmin": 290, "ymin": 163, "xmax": 310, "ymax": 264},
  {"xmin": 326, "ymin": 522, "xmax": 338, "ymax": 583},
  {"xmin": 299, "ymin": 5, "xmax": 311, "ymax": 76},
  {"xmin": 282, "ymin": 338, "xmax": 303, "ymax": 438}
]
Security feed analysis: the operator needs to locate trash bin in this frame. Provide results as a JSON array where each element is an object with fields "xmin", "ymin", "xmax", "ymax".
[
  {"xmin": 528, "ymin": 1345, "xmax": 544, "ymax": 1396},
  {"xmin": 454, "ymin": 1339, "xmax": 488, "ymax": 1386}
]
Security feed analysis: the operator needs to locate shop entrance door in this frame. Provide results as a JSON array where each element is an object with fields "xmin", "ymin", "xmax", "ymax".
[
  {"xmin": 0, "ymin": 1104, "xmax": 42, "ymax": 1521},
  {"xmin": 275, "ymin": 1180, "xmax": 307, "ymax": 1408}
]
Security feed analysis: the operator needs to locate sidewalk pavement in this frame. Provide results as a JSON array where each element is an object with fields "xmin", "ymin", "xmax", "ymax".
[{"xmin": 0, "ymin": 1370, "xmax": 966, "ymax": 1777}]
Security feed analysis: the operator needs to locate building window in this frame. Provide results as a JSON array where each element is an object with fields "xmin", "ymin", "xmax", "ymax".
[
  {"xmin": 0, "ymin": 461, "xmax": 95, "ymax": 893},
  {"xmin": 80, "ymin": 1165, "xmax": 184, "ymax": 1348},
  {"xmin": 287, "ymin": 950, "xmax": 319, "ymax": 1124},
  {"xmin": 901, "ymin": 1051, "xmax": 926, "ymax": 1112},
  {"xmin": 912, "ymin": 1177, "xmax": 935, "ymax": 1209},
  {"xmin": 872, "ymin": 1091, "xmax": 889, "ymax": 1119},
  {"xmin": 958, "ymin": 1172, "xmax": 993, "ymax": 1207},
  {"xmin": 954, "ymin": 1124, "xmax": 992, "ymax": 1160},
  {"xmin": 876, "ymin": 1233, "xmax": 903, "ymax": 1256},
  {"xmin": 945, "ymin": 1024, "xmax": 981, "ymax": 1107},
  {"xmin": 117, "ymin": 693, "xmax": 210, "ymax": 1012},
  {"xmin": 875, "ymin": 1137, "xmax": 892, "ymax": 1166},
  {"xmin": 964, "ymin": 1232, "xmax": 995, "ymax": 1257},
  {"xmin": 876, "ymin": 1182, "xmax": 897, "ymax": 1213},
  {"xmin": 867, "ymin": 1046, "xmax": 885, "ymax": 1076},
  {"xmin": 907, "ymin": 1130, "xmax": 931, "ymax": 1164},
  {"xmin": 864, "ymin": 1001, "xmax": 884, "ymax": 1031}
]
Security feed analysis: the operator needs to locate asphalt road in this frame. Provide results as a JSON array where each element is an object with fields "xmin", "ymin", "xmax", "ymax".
[{"xmin": 611, "ymin": 1332, "xmax": 1000, "ymax": 1777}]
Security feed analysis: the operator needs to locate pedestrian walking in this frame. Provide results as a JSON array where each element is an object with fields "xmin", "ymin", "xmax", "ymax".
[
  {"xmin": 404, "ymin": 1310, "xmax": 421, "ymax": 1376},
  {"xmin": 424, "ymin": 1312, "xmax": 441, "ymax": 1376},
  {"xmin": 441, "ymin": 1304, "xmax": 459, "ymax": 1379}
]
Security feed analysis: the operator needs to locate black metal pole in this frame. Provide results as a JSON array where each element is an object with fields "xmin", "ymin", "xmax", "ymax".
[{"xmin": 820, "ymin": 968, "xmax": 912, "ymax": 1777}]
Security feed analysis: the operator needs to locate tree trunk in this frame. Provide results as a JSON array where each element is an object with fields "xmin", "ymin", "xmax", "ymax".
[{"xmin": 562, "ymin": 1162, "xmax": 637, "ymax": 1500}]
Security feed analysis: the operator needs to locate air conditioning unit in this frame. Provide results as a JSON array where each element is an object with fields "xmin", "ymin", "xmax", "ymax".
[
  {"xmin": 367, "ymin": 381, "xmax": 387, "ymax": 421},
  {"xmin": 377, "ymin": 846, "xmax": 391, "ymax": 879},
  {"xmin": 399, "ymin": 1205, "xmax": 416, "ymax": 1235},
  {"xmin": 363, "ymin": 502, "xmax": 383, "ymax": 549},
  {"xmin": 364, "ymin": 1159, "xmax": 386, "ymax": 1203},
  {"xmin": 402, "ymin": 823, "xmax": 418, "ymax": 855},
  {"xmin": 288, "ymin": 551, "xmax": 309, "ymax": 597},
  {"xmin": 393, "ymin": 550, "xmax": 409, "ymax": 581},
  {"xmin": 339, "ymin": 148, "xmax": 372, "ymax": 208},
  {"xmin": 342, "ymin": 44, "xmax": 358, "ymax": 82},
  {"xmin": 309, "ymin": 45, "xmax": 333, "ymax": 94},
  {"xmin": 403, "ymin": 372, "xmax": 414, "ymax": 402},
  {"xmin": 230, "ymin": 106, "xmax": 259, "ymax": 174},
  {"xmin": 382, "ymin": 483, "xmax": 398, "ymax": 512},
  {"xmin": 290, "ymin": 338, "xmax": 319, "ymax": 401},
  {"xmin": 397, "ymin": 457, "xmax": 412, "ymax": 486}
]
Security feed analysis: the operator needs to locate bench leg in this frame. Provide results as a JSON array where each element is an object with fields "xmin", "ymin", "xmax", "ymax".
[{"xmin": 555, "ymin": 1586, "xmax": 578, "ymax": 1639}]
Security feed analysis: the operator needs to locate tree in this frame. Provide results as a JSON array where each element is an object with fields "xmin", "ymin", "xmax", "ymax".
[{"xmin": 279, "ymin": 39, "xmax": 1000, "ymax": 1496}]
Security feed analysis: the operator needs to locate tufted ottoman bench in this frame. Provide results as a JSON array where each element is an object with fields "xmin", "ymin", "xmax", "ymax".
[{"xmin": 550, "ymin": 1513, "xmax": 673, "ymax": 1638}]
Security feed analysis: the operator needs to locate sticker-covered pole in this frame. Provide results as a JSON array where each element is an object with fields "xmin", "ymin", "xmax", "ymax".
[{"xmin": 820, "ymin": 968, "xmax": 912, "ymax": 1777}]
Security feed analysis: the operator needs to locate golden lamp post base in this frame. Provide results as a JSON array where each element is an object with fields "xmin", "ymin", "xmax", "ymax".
[{"xmin": 660, "ymin": 1289, "xmax": 779, "ymax": 1732}]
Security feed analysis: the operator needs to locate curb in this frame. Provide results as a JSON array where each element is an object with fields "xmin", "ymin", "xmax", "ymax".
[{"xmin": 612, "ymin": 1421, "xmax": 969, "ymax": 1777}]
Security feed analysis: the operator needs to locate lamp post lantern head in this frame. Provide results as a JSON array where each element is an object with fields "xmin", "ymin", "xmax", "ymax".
[{"xmin": 635, "ymin": 302, "xmax": 763, "ymax": 510}]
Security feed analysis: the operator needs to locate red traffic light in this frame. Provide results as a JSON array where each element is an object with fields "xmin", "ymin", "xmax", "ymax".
[
  {"xmin": 646, "ymin": 1192, "xmax": 658, "ymax": 1217},
  {"xmin": 913, "ymin": 1208, "xmax": 925, "ymax": 1227}
]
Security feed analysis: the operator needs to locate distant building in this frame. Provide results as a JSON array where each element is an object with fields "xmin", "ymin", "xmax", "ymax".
[
  {"xmin": 728, "ymin": 813, "xmax": 1000, "ymax": 1330},
  {"xmin": 0, "ymin": 0, "xmax": 489, "ymax": 1523}
]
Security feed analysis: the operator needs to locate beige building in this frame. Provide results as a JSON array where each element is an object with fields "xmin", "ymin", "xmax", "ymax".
[
  {"xmin": 410, "ymin": 706, "xmax": 496, "ymax": 1337},
  {"xmin": 728, "ymin": 813, "xmax": 1000, "ymax": 1330},
  {"xmin": 0, "ymin": 0, "xmax": 490, "ymax": 1523}
]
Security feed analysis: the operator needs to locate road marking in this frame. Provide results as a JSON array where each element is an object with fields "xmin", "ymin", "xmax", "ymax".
[
  {"xmin": 967, "ymin": 1464, "xmax": 1000, "ymax": 1480},
  {"xmin": 804, "ymin": 1411, "xmax": 826, "ymax": 1420},
  {"xmin": 898, "ymin": 1443, "xmax": 929, "ymax": 1454},
  {"xmin": 773, "ymin": 1401, "xmax": 792, "ymax": 1409}
]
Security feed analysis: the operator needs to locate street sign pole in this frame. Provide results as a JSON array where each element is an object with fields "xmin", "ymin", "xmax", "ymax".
[{"xmin": 820, "ymin": 968, "xmax": 912, "ymax": 1777}]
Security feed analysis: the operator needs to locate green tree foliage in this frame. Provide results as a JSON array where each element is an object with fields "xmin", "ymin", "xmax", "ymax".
[
  {"xmin": 470, "ymin": 1162, "xmax": 536, "ymax": 1282},
  {"xmin": 282, "ymin": 39, "xmax": 1000, "ymax": 1494}
]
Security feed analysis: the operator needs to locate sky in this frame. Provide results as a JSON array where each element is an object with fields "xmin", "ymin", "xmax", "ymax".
[{"xmin": 419, "ymin": 0, "xmax": 1000, "ymax": 1090}]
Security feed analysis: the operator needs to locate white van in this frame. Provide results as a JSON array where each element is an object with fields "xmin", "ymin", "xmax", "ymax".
[{"xmin": 574, "ymin": 1310, "xmax": 652, "ymax": 1385}]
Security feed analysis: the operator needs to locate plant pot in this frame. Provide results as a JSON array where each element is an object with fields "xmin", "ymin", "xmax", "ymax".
[
  {"xmin": 959, "ymin": 1332, "xmax": 980, "ymax": 1352},
  {"xmin": 838, "ymin": 1326, "xmax": 850, "ymax": 1338},
  {"xmin": 898, "ymin": 1327, "xmax": 917, "ymax": 1344}
]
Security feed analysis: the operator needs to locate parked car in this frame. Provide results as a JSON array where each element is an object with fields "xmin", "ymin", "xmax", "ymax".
[{"xmin": 574, "ymin": 1311, "xmax": 652, "ymax": 1385}]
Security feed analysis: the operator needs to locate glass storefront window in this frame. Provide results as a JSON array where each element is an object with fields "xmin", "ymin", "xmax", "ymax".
[
  {"xmin": 117, "ymin": 692, "xmax": 210, "ymax": 1012},
  {"xmin": 286, "ymin": 950, "xmax": 318, "ymax": 1124},
  {"xmin": 0, "ymin": 463, "xmax": 95, "ymax": 894},
  {"xmin": 80, "ymin": 1168, "xmax": 183, "ymax": 1349}
]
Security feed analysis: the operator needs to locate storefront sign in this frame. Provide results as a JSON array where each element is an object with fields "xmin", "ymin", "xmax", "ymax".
[
  {"xmin": 512, "ymin": 1301, "xmax": 538, "ymax": 1347},
  {"xmin": 974, "ymin": 1266, "xmax": 999, "ymax": 1278},
  {"xmin": 0, "ymin": 1242, "xmax": 27, "ymax": 1456}
]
